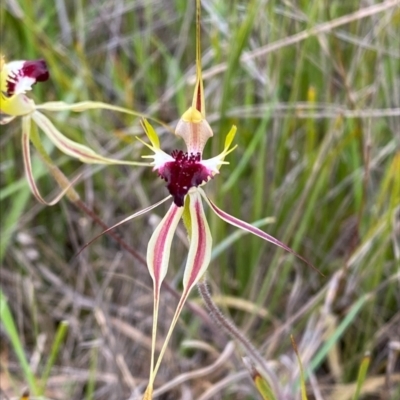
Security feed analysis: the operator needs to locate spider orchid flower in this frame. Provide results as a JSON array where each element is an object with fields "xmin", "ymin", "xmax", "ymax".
[{"xmin": 1, "ymin": 55, "xmax": 148, "ymax": 205}]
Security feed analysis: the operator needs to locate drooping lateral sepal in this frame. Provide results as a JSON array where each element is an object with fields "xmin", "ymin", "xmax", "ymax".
[
  {"xmin": 146, "ymin": 202, "xmax": 183, "ymax": 390},
  {"xmin": 198, "ymin": 188, "xmax": 315, "ymax": 270},
  {"xmin": 21, "ymin": 115, "xmax": 77, "ymax": 205},
  {"xmin": 146, "ymin": 202, "xmax": 184, "ymax": 287}
]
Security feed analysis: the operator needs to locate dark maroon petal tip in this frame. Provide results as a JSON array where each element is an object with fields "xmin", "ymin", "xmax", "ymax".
[
  {"xmin": 23, "ymin": 60, "xmax": 49, "ymax": 82},
  {"xmin": 6, "ymin": 59, "xmax": 50, "ymax": 96}
]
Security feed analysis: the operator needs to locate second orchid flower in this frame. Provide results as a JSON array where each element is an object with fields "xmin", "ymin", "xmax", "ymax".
[{"xmin": 1, "ymin": 56, "xmax": 151, "ymax": 205}]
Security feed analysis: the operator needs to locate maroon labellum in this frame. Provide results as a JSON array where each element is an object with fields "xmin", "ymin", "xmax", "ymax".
[{"xmin": 158, "ymin": 150, "xmax": 211, "ymax": 207}]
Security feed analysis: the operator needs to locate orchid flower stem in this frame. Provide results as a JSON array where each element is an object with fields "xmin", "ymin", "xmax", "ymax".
[{"xmin": 196, "ymin": 278, "xmax": 282, "ymax": 398}]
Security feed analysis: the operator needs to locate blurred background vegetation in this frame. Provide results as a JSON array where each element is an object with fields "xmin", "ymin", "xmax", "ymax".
[{"xmin": 1, "ymin": 0, "xmax": 399, "ymax": 399}]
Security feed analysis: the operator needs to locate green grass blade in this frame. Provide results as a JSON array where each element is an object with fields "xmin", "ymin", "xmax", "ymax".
[
  {"xmin": 291, "ymin": 335, "xmax": 308, "ymax": 400},
  {"xmin": 0, "ymin": 290, "xmax": 38, "ymax": 395},
  {"xmin": 352, "ymin": 353, "xmax": 371, "ymax": 400},
  {"xmin": 0, "ymin": 184, "xmax": 31, "ymax": 263},
  {"xmin": 308, "ymin": 295, "xmax": 369, "ymax": 377},
  {"xmin": 40, "ymin": 321, "xmax": 69, "ymax": 394}
]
